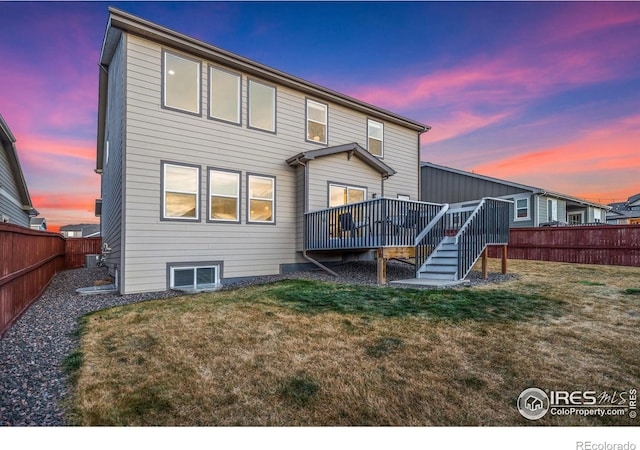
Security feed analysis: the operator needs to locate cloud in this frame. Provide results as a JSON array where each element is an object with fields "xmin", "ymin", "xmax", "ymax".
[
  {"xmin": 346, "ymin": 3, "xmax": 640, "ymax": 145},
  {"xmin": 470, "ymin": 115, "xmax": 640, "ymax": 202}
]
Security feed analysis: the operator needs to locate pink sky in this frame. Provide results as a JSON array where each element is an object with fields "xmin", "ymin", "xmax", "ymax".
[{"xmin": 1, "ymin": 2, "xmax": 638, "ymax": 231}]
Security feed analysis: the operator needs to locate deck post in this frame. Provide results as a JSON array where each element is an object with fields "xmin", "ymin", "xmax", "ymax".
[
  {"xmin": 481, "ymin": 247, "xmax": 489, "ymax": 280},
  {"xmin": 501, "ymin": 245, "xmax": 508, "ymax": 274},
  {"xmin": 376, "ymin": 249, "xmax": 387, "ymax": 285}
]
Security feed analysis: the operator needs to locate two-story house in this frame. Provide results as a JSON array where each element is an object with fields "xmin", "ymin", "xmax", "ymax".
[
  {"xmin": 0, "ymin": 114, "xmax": 37, "ymax": 227},
  {"xmin": 97, "ymin": 8, "xmax": 511, "ymax": 294}
]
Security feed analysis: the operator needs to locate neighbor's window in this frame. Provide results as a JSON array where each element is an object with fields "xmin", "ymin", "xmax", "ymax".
[
  {"xmin": 209, "ymin": 66, "xmax": 241, "ymax": 124},
  {"xmin": 306, "ymin": 99, "xmax": 327, "ymax": 144},
  {"xmin": 248, "ymin": 175, "xmax": 275, "ymax": 223},
  {"xmin": 367, "ymin": 119, "xmax": 384, "ymax": 157},
  {"xmin": 248, "ymin": 79, "xmax": 276, "ymax": 132},
  {"xmin": 209, "ymin": 169, "xmax": 240, "ymax": 222},
  {"xmin": 162, "ymin": 162, "xmax": 200, "ymax": 220},
  {"xmin": 163, "ymin": 51, "xmax": 201, "ymax": 114},
  {"xmin": 329, "ymin": 184, "xmax": 367, "ymax": 207},
  {"xmin": 594, "ymin": 209, "xmax": 602, "ymax": 223},
  {"xmin": 515, "ymin": 198, "xmax": 529, "ymax": 221},
  {"xmin": 170, "ymin": 265, "xmax": 220, "ymax": 291},
  {"xmin": 547, "ymin": 199, "xmax": 558, "ymax": 222}
]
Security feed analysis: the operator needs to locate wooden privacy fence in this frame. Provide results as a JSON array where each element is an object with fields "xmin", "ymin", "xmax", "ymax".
[
  {"xmin": 0, "ymin": 223, "xmax": 102, "ymax": 338},
  {"xmin": 488, "ymin": 225, "xmax": 640, "ymax": 266}
]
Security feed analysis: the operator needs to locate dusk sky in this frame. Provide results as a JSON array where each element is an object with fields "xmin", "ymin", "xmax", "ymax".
[{"xmin": 1, "ymin": 1, "xmax": 639, "ymax": 231}]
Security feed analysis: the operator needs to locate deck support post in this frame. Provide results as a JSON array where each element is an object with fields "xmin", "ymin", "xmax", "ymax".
[
  {"xmin": 375, "ymin": 247, "xmax": 414, "ymax": 285},
  {"xmin": 481, "ymin": 247, "xmax": 489, "ymax": 280},
  {"xmin": 501, "ymin": 245, "xmax": 508, "ymax": 274},
  {"xmin": 376, "ymin": 249, "xmax": 387, "ymax": 285}
]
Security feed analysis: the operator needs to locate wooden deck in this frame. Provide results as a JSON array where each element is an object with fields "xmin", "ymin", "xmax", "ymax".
[{"xmin": 305, "ymin": 197, "xmax": 512, "ymax": 284}]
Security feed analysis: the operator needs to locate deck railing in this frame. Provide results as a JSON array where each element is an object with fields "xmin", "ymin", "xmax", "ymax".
[
  {"xmin": 414, "ymin": 204, "xmax": 450, "ymax": 274},
  {"xmin": 305, "ymin": 198, "xmax": 447, "ymax": 250},
  {"xmin": 455, "ymin": 197, "xmax": 512, "ymax": 280}
]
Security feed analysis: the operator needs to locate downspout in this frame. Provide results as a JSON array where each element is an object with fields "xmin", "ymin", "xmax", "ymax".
[{"xmin": 290, "ymin": 157, "xmax": 338, "ymax": 277}]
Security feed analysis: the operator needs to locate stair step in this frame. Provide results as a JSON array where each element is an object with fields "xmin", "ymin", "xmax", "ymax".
[
  {"xmin": 423, "ymin": 264, "xmax": 457, "ymax": 274},
  {"xmin": 417, "ymin": 271, "xmax": 458, "ymax": 281},
  {"xmin": 431, "ymin": 256, "xmax": 457, "ymax": 265},
  {"xmin": 436, "ymin": 250, "xmax": 457, "ymax": 257}
]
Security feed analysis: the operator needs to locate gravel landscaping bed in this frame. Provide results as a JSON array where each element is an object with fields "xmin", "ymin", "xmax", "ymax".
[
  {"xmin": 0, "ymin": 267, "xmax": 181, "ymax": 426},
  {"xmin": 0, "ymin": 262, "xmax": 516, "ymax": 426}
]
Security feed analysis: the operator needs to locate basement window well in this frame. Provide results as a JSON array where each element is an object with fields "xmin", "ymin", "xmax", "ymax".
[{"xmin": 169, "ymin": 264, "xmax": 221, "ymax": 291}]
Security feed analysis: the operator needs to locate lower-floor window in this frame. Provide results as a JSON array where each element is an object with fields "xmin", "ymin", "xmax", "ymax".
[
  {"xmin": 248, "ymin": 174, "xmax": 275, "ymax": 223},
  {"xmin": 329, "ymin": 183, "xmax": 367, "ymax": 207},
  {"xmin": 170, "ymin": 265, "xmax": 220, "ymax": 290}
]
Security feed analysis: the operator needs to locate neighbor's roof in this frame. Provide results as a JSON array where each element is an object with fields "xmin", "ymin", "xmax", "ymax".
[
  {"xmin": 0, "ymin": 113, "xmax": 36, "ymax": 215},
  {"xmin": 421, "ymin": 162, "xmax": 610, "ymax": 209},
  {"xmin": 96, "ymin": 7, "xmax": 430, "ymax": 173},
  {"xmin": 287, "ymin": 143, "xmax": 396, "ymax": 178}
]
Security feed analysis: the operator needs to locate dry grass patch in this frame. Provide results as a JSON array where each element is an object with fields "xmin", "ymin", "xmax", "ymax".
[{"xmin": 66, "ymin": 260, "xmax": 640, "ymax": 426}]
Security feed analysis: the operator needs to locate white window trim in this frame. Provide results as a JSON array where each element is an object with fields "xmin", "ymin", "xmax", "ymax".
[
  {"xmin": 162, "ymin": 162, "xmax": 200, "ymax": 221},
  {"xmin": 162, "ymin": 50, "xmax": 202, "ymax": 115},
  {"xmin": 547, "ymin": 198, "xmax": 558, "ymax": 222},
  {"xmin": 568, "ymin": 211, "xmax": 585, "ymax": 225},
  {"xmin": 208, "ymin": 66, "xmax": 241, "ymax": 125},
  {"xmin": 208, "ymin": 168, "xmax": 241, "ymax": 223},
  {"xmin": 367, "ymin": 119, "xmax": 384, "ymax": 158},
  {"xmin": 306, "ymin": 98, "xmax": 328, "ymax": 145},
  {"xmin": 248, "ymin": 174, "xmax": 276, "ymax": 224},
  {"xmin": 169, "ymin": 265, "xmax": 221, "ymax": 291},
  {"xmin": 593, "ymin": 208, "xmax": 602, "ymax": 223},
  {"xmin": 514, "ymin": 197, "xmax": 530, "ymax": 221}
]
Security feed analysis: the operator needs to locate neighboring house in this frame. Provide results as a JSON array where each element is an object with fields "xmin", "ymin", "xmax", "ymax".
[
  {"xmin": 30, "ymin": 217, "xmax": 47, "ymax": 231},
  {"xmin": 60, "ymin": 223, "xmax": 100, "ymax": 238},
  {"xmin": 421, "ymin": 162, "xmax": 609, "ymax": 228},
  {"xmin": 607, "ymin": 193, "xmax": 640, "ymax": 224},
  {"xmin": 0, "ymin": 114, "xmax": 38, "ymax": 227},
  {"xmin": 97, "ymin": 8, "xmax": 448, "ymax": 294}
]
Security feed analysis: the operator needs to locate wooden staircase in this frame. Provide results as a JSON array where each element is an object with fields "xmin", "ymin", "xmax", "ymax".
[
  {"xmin": 417, "ymin": 236, "xmax": 459, "ymax": 281},
  {"xmin": 414, "ymin": 198, "xmax": 512, "ymax": 283}
]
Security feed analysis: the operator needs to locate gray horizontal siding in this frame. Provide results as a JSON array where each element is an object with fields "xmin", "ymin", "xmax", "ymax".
[
  {"xmin": 118, "ymin": 34, "xmax": 420, "ymax": 293},
  {"xmin": 421, "ymin": 165, "xmax": 530, "ymax": 204},
  {"xmin": 0, "ymin": 135, "xmax": 30, "ymax": 228},
  {"xmin": 101, "ymin": 34, "xmax": 126, "ymax": 283}
]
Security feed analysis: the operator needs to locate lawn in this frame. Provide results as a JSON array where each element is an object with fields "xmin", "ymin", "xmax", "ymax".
[{"xmin": 65, "ymin": 259, "xmax": 640, "ymax": 426}]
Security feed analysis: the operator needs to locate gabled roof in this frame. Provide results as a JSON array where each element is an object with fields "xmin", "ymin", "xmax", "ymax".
[
  {"xmin": 628, "ymin": 193, "xmax": 640, "ymax": 206},
  {"xmin": 96, "ymin": 7, "xmax": 429, "ymax": 173},
  {"xmin": 287, "ymin": 143, "xmax": 396, "ymax": 178},
  {"xmin": 421, "ymin": 162, "xmax": 609, "ymax": 209},
  {"xmin": 60, "ymin": 223, "xmax": 100, "ymax": 235},
  {"xmin": 0, "ymin": 114, "xmax": 36, "ymax": 215}
]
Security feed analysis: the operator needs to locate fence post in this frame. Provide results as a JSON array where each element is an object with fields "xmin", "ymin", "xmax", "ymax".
[{"xmin": 502, "ymin": 245, "xmax": 508, "ymax": 274}]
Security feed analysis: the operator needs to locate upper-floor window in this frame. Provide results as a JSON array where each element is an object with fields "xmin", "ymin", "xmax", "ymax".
[
  {"xmin": 209, "ymin": 169, "xmax": 240, "ymax": 222},
  {"xmin": 209, "ymin": 66, "xmax": 241, "ymax": 124},
  {"xmin": 248, "ymin": 79, "xmax": 276, "ymax": 133},
  {"xmin": 514, "ymin": 197, "xmax": 530, "ymax": 221},
  {"xmin": 248, "ymin": 174, "xmax": 275, "ymax": 223},
  {"xmin": 367, "ymin": 119, "xmax": 384, "ymax": 157},
  {"xmin": 162, "ymin": 162, "xmax": 200, "ymax": 221},
  {"xmin": 163, "ymin": 51, "xmax": 201, "ymax": 115},
  {"xmin": 306, "ymin": 99, "xmax": 327, "ymax": 144}
]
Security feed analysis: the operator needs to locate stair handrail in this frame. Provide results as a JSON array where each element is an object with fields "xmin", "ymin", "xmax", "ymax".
[
  {"xmin": 414, "ymin": 203, "xmax": 450, "ymax": 277},
  {"xmin": 454, "ymin": 197, "xmax": 512, "ymax": 280},
  {"xmin": 414, "ymin": 203, "xmax": 450, "ymax": 246}
]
